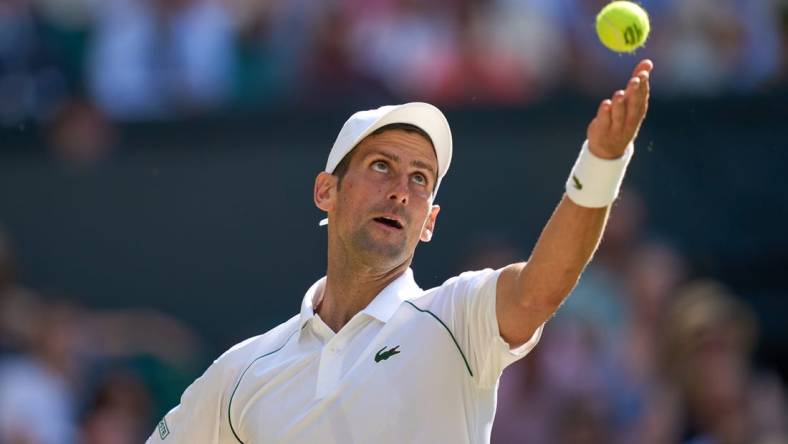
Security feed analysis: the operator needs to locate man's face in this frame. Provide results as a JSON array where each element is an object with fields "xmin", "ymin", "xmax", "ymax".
[{"xmin": 321, "ymin": 129, "xmax": 440, "ymax": 267}]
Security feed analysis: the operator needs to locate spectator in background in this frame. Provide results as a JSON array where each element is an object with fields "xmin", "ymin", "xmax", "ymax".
[
  {"xmin": 613, "ymin": 240, "xmax": 687, "ymax": 444},
  {"xmin": 781, "ymin": 2, "xmax": 788, "ymax": 84},
  {"xmin": 657, "ymin": 0, "xmax": 744, "ymax": 95},
  {"xmin": 494, "ymin": 311, "xmax": 622, "ymax": 443},
  {"xmin": 47, "ymin": 97, "xmax": 115, "ymax": 169},
  {"xmin": 415, "ymin": 0, "xmax": 528, "ymax": 105},
  {"xmin": 0, "ymin": 229, "xmax": 16, "ymax": 294},
  {"xmin": 618, "ymin": 241, "xmax": 686, "ymax": 384},
  {"xmin": 0, "ymin": 229, "xmax": 44, "ymax": 356},
  {"xmin": 227, "ymin": 0, "xmax": 291, "ymax": 106},
  {"xmin": 655, "ymin": 0, "xmax": 782, "ymax": 95},
  {"xmin": 0, "ymin": 300, "xmax": 85, "ymax": 444},
  {"xmin": 345, "ymin": 0, "xmax": 531, "ymax": 105},
  {"xmin": 0, "ymin": 0, "xmax": 72, "ymax": 125},
  {"xmin": 0, "ymin": 286, "xmax": 42, "ymax": 354},
  {"xmin": 347, "ymin": 0, "xmax": 463, "ymax": 101},
  {"xmin": 87, "ymin": 0, "xmax": 236, "ymax": 119},
  {"xmin": 0, "ymin": 294, "xmax": 205, "ymax": 444},
  {"xmin": 80, "ymin": 370, "xmax": 154, "ymax": 444},
  {"xmin": 476, "ymin": 0, "xmax": 570, "ymax": 102},
  {"xmin": 298, "ymin": 2, "xmax": 392, "ymax": 106},
  {"xmin": 2, "ymin": 0, "xmax": 785, "ymax": 117},
  {"xmin": 0, "ymin": 229, "xmax": 205, "ymax": 443},
  {"xmin": 33, "ymin": 0, "xmax": 96, "ymax": 89},
  {"xmin": 729, "ymin": 0, "xmax": 783, "ymax": 91},
  {"xmin": 663, "ymin": 280, "xmax": 788, "ymax": 444}
]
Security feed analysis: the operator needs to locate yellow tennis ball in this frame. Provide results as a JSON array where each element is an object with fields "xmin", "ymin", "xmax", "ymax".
[{"xmin": 596, "ymin": 1, "xmax": 650, "ymax": 53}]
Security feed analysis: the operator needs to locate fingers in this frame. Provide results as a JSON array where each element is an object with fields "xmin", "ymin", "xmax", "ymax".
[
  {"xmin": 588, "ymin": 61, "xmax": 654, "ymax": 157},
  {"xmin": 631, "ymin": 59, "xmax": 653, "ymax": 112},
  {"xmin": 625, "ymin": 67, "xmax": 651, "ymax": 133},
  {"xmin": 586, "ymin": 98, "xmax": 612, "ymax": 154},
  {"xmin": 610, "ymin": 89, "xmax": 626, "ymax": 134},
  {"xmin": 637, "ymin": 68, "xmax": 650, "ymax": 102},
  {"xmin": 624, "ymin": 75, "xmax": 643, "ymax": 130},
  {"xmin": 595, "ymin": 98, "xmax": 612, "ymax": 130},
  {"xmin": 630, "ymin": 59, "xmax": 654, "ymax": 78}
]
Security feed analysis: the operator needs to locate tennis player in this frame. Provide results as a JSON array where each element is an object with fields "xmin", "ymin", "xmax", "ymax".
[{"xmin": 149, "ymin": 60, "xmax": 654, "ymax": 443}]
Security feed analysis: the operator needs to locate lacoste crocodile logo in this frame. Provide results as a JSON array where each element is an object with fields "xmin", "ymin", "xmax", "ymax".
[
  {"xmin": 375, "ymin": 345, "xmax": 401, "ymax": 363},
  {"xmin": 572, "ymin": 174, "xmax": 583, "ymax": 190}
]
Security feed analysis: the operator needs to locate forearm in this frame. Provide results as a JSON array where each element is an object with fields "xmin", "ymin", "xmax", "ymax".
[
  {"xmin": 496, "ymin": 195, "xmax": 609, "ymax": 346},
  {"xmin": 519, "ymin": 195, "xmax": 609, "ymax": 307}
]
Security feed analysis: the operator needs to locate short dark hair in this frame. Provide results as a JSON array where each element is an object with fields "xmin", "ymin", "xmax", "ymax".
[{"xmin": 332, "ymin": 123, "xmax": 435, "ymax": 189}]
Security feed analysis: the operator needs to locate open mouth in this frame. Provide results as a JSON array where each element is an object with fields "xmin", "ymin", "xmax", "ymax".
[{"xmin": 373, "ymin": 216, "xmax": 403, "ymax": 230}]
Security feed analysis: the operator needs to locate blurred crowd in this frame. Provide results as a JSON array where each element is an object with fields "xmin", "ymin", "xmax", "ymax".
[
  {"xmin": 1, "ymin": 187, "xmax": 785, "ymax": 443},
  {"xmin": 0, "ymin": 229, "xmax": 205, "ymax": 444},
  {"xmin": 1, "ymin": 0, "xmax": 787, "ymax": 127}
]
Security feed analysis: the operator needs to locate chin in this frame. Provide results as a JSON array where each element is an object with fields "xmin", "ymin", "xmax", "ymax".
[
  {"xmin": 368, "ymin": 242, "xmax": 408, "ymax": 263},
  {"xmin": 355, "ymin": 232, "xmax": 410, "ymax": 263}
]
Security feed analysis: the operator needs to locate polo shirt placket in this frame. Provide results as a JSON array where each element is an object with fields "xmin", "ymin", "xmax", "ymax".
[{"xmin": 311, "ymin": 313, "xmax": 366, "ymax": 400}]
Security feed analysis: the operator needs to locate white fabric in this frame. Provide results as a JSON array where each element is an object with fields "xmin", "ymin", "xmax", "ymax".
[
  {"xmin": 565, "ymin": 140, "xmax": 634, "ymax": 208},
  {"xmin": 147, "ymin": 268, "xmax": 543, "ymax": 444}
]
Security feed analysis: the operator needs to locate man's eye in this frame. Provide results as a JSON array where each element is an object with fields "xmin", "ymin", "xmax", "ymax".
[
  {"xmin": 412, "ymin": 173, "xmax": 427, "ymax": 186},
  {"xmin": 372, "ymin": 161, "xmax": 388, "ymax": 172}
]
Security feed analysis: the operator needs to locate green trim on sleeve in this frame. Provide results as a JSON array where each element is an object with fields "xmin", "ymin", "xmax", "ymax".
[
  {"xmin": 227, "ymin": 328, "xmax": 299, "ymax": 443},
  {"xmin": 404, "ymin": 300, "xmax": 474, "ymax": 377}
]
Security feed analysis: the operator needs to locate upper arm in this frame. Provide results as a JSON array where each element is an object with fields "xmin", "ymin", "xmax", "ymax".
[
  {"xmin": 424, "ymin": 269, "xmax": 543, "ymax": 388},
  {"xmin": 496, "ymin": 262, "xmax": 566, "ymax": 347}
]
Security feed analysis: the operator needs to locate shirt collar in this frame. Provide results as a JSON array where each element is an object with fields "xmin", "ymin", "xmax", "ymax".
[
  {"xmin": 298, "ymin": 268, "xmax": 422, "ymax": 330},
  {"xmin": 362, "ymin": 268, "xmax": 421, "ymax": 323}
]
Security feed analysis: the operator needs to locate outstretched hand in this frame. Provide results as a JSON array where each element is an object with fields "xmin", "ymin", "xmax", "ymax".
[{"xmin": 587, "ymin": 59, "xmax": 653, "ymax": 159}]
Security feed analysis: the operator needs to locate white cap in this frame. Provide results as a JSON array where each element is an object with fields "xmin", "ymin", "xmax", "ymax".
[{"xmin": 320, "ymin": 102, "xmax": 453, "ymax": 226}]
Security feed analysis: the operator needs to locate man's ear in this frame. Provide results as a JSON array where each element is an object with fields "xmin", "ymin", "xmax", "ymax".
[
  {"xmin": 314, "ymin": 172, "xmax": 337, "ymax": 212},
  {"xmin": 420, "ymin": 205, "xmax": 440, "ymax": 242}
]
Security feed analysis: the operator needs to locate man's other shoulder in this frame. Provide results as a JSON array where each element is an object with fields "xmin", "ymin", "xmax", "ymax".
[
  {"xmin": 414, "ymin": 268, "xmax": 499, "ymax": 300},
  {"xmin": 439, "ymin": 268, "xmax": 499, "ymax": 288}
]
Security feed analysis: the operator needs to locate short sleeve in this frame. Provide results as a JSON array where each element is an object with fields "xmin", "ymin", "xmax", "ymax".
[
  {"xmin": 146, "ymin": 357, "xmax": 236, "ymax": 444},
  {"xmin": 422, "ymin": 269, "xmax": 544, "ymax": 388}
]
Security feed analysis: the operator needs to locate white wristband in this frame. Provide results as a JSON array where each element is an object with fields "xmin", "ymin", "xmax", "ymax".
[{"xmin": 565, "ymin": 140, "xmax": 634, "ymax": 208}]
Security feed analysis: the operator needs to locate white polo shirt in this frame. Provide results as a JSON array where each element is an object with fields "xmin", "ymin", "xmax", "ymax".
[{"xmin": 148, "ymin": 268, "xmax": 543, "ymax": 443}]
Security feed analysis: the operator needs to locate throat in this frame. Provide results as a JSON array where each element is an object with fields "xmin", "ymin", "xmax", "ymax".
[
  {"xmin": 320, "ymin": 264, "xmax": 409, "ymax": 332},
  {"xmin": 315, "ymin": 290, "xmax": 365, "ymax": 333}
]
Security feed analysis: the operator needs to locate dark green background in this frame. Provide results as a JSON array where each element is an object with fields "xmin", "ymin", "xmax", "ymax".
[{"xmin": 1, "ymin": 94, "xmax": 786, "ymax": 374}]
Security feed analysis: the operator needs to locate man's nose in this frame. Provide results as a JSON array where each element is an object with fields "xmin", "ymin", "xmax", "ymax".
[{"xmin": 387, "ymin": 176, "xmax": 409, "ymax": 205}]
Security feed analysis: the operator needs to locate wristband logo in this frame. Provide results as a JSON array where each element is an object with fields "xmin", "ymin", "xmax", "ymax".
[{"xmin": 572, "ymin": 175, "xmax": 584, "ymax": 190}]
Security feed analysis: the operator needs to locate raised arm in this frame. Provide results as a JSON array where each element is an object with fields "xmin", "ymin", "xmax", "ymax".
[{"xmin": 496, "ymin": 59, "xmax": 653, "ymax": 346}]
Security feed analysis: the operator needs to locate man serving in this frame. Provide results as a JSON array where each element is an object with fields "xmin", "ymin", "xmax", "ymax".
[{"xmin": 149, "ymin": 59, "xmax": 654, "ymax": 443}]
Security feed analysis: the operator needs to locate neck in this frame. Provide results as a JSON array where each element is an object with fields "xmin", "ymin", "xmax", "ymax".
[{"xmin": 318, "ymin": 244, "xmax": 411, "ymax": 333}]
